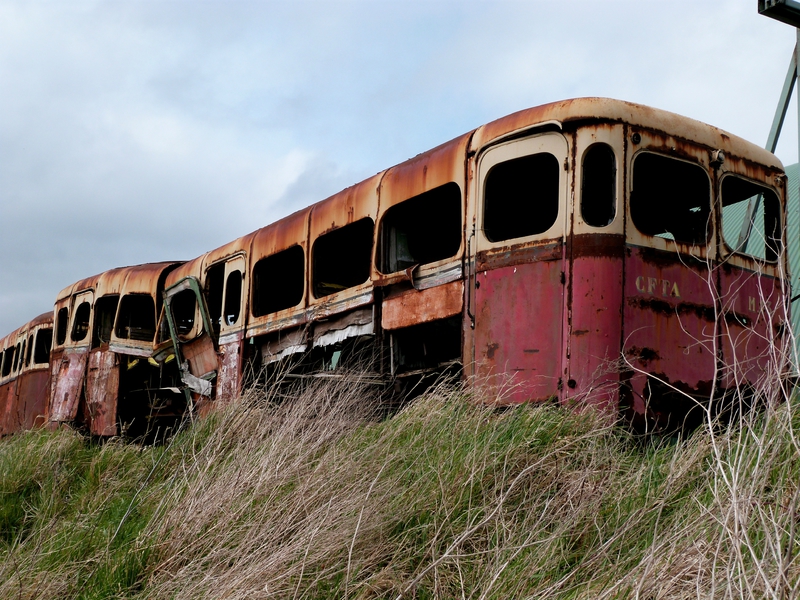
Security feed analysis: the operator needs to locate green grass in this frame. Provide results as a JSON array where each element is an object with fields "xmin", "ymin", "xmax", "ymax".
[{"xmin": 1, "ymin": 376, "xmax": 798, "ymax": 599}]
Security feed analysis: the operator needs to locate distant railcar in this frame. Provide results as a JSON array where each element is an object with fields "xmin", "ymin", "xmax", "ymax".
[
  {"xmin": 0, "ymin": 313, "xmax": 53, "ymax": 434},
  {"xmin": 0, "ymin": 98, "xmax": 790, "ymax": 434}
]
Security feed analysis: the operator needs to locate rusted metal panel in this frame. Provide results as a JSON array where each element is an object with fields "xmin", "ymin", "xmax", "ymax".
[
  {"xmin": 17, "ymin": 369, "xmax": 49, "ymax": 429},
  {"xmin": 382, "ymin": 280, "xmax": 463, "ymax": 331},
  {"xmin": 182, "ymin": 335, "xmax": 217, "ymax": 378},
  {"xmin": 622, "ymin": 248, "xmax": 717, "ymax": 418},
  {"xmin": 470, "ymin": 98, "xmax": 782, "ymax": 170},
  {"xmin": 566, "ymin": 235, "xmax": 625, "ymax": 410},
  {"xmin": 85, "ymin": 349, "xmax": 120, "ymax": 436},
  {"xmin": 1, "ymin": 380, "xmax": 19, "ymax": 435},
  {"xmin": 474, "ymin": 258, "xmax": 564, "ymax": 404},
  {"xmin": 217, "ymin": 336, "xmax": 243, "ymax": 402},
  {"xmin": 49, "ymin": 347, "xmax": 89, "ymax": 423}
]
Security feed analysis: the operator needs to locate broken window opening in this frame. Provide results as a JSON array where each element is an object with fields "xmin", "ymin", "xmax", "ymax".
[
  {"xmin": 484, "ymin": 153, "xmax": 560, "ymax": 243},
  {"xmin": 170, "ymin": 289, "xmax": 197, "ymax": 339},
  {"xmin": 56, "ymin": 307, "xmax": 69, "ymax": 346},
  {"xmin": 205, "ymin": 262, "xmax": 225, "ymax": 337},
  {"xmin": 631, "ymin": 152, "xmax": 711, "ymax": 245},
  {"xmin": 1, "ymin": 348, "xmax": 13, "ymax": 377},
  {"xmin": 379, "ymin": 183, "xmax": 461, "ymax": 273},
  {"xmin": 391, "ymin": 316, "xmax": 462, "ymax": 375},
  {"xmin": 252, "ymin": 245, "xmax": 305, "ymax": 317},
  {"xmin": 581, "ymin": 143, "xmax": 616, "ymax": 227},
  {"xmin": 313, "ymin": 218, "xmax": 373, "ymax": 297},
  {"xmin": 92, "ymin": 295, "xmax": 119, "ymax": 348},
  {"xmin": 224, "ymin": 270, "xmax": 243, "ymax": 325},
  {"xmin": 721, "ymin": 176, "xmax": 781, "ymax": 262},
  {"xmin": 24, "ymin": 335, "xmax": 33, "ymax": 367},
  {"xmin": 12, "ymin": 343, "xmax": 21, "ymax": 373},
  {"xmin": 19, "ymin": 339, "xmax": 27, "ymax": 370},
  {"xmin": 71, "ymin": 301, "xmax": 91, "ymax": 343},
  {"xmin": 115, "ymin": 294, "xmax": 157, "ymax": 342},
  {"xmin": 34, "ymin": 329, "xmax": 53, "ymax": 364}
]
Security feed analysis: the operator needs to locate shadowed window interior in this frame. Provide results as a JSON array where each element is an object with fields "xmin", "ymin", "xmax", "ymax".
[
  {"xmin": 631, "ymin": 152, "xmax": 711, "ymax": 245},
  {"xmin": 92, "ymin": 295, "xmax": 119, "ymax": 348},
  {"xmin": 12, "ymin": 343, "xmax": 20, "ymax": 373},
  {"xmin": 169, "ymin": 289, "xmax": 197, "ymax": 339},
  {"xmin": 24, "ymin": 334, "xmax": 33, "ymax": 366},
  {"xmin": 484, "ymin": 153, "xmax": 560, "ymax": 242},
  {"xmin": 1, "ymin": 348, "xmax": 12, "ymax": 377},
  {"xmin": 115, "ymin": 294, "xmax": 157, "ymax": 342},
  {"xmin": 224, "ymin": 270, "xmax": 243, "ymax": 325},
  {"xmin": 19, "ymin": 339, "xmax": 26, "ymax": 370},
  {"xmin": 205, "ymin": 262, "xmax": 225, "ymax": 337},
  {"xmin": 379, "ymin": 183, "xmax": 461, "ymax": 273},
  {"xmin": 71, "ymin": 301, "xmax": 91, "ymax": 343},
  {"xmin": 313, "ymin": 218, "xmax": 374, "ymax": 297},
  {"xmin": 34, "ymin": 329, "xmax": 52, "ymax": 364},
  {"xmin": 581, "ymin": 143, "xmax": 616, "ymax": 227},
  {"xmin": 56, "ymin": 307, "xmax": 69, "ymax": 346},
  {"xmin": 252, "ymin": 245, "xmax": 305, "ymax": 316},
  {"xmin": 721, "ymin": 176, "xmax": 781, "ymax": 262}
]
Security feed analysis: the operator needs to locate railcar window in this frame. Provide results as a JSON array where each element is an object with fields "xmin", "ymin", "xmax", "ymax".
[
  {"xmin": 484, "ymin": 153, "xmax": 559, "ymax": 242},
  {"xmin": 12, "ymin": 343, "xmax": 21, "ymax": 373},
  {"xmin": 34, "ymin": 329, "xmax": 52, "ymax": 364},
  {"xmin": 252, "ymin": 246, "xmax": 305, "ymax": 316},
  {"xmin": 170, "ymin": 289, "xmax": 197, "ymax": 337},
  {"xmin": 721, "ymin": 176, "xmax": 781, "ymax": 262},
  {"xmin": 313, "ymin": 218, "xmax": 373, "ymax": 297},
  {"xmin": 581, "ymin": 144, "xmax": 616, "ymax": 227},
  {"xmin": 25, "ymin": 335, "xmax": 33, "ymax": 366},
  {"xmin": 631, "ymin": 153, "xmax": 711, "ymax": 245},
  {"xmin": 205, "ymin": 263, "xmax": 225, "ymax": 337},
  {"xmin": 20, "ymin": 339, "xmax": 27, "ymax": 369},
  {"xmin": 71, "ymin": 301, "xmax": 91, "ymax": 342},
  {"xmin": 92, "ymin": 295, "xmax": 119, "ymax": 348},
  {"xmin": 224, "ymin": 270, "xmax": 243, "ymax": 325},
  {"xmin": 2, "ymin": 348, "xmax": 14, "ymax": 377},
  {"xmin": 115, "ymin": 294, "xmax": 157, "ymax": 342},
  {"xmin": 0, "ymin": 350, "xmax": 8, "ymax": 378},
  {"xmin": 56, "ymin": 307, "xmax": 69, "ymax": 346},
  {"xmin": 379, "ymin": 183, "xmax": 461, "ymax": 273}
]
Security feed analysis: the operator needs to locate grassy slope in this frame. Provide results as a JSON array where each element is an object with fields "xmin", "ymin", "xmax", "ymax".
[{"xmin": 1, "ymin": 377, "xmax": 799, "ymax": 599}]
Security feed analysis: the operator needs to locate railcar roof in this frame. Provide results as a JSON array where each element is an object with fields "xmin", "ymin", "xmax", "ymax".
[
  {"xmin": 0, "ymin": 312, "xmax": 53, "ymax": 350},
  {"xmin": 55, "ymin": 261, "xmax": 183, "ymax": 302}
]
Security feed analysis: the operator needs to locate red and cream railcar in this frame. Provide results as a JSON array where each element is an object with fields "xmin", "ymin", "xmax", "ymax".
[
  {"xmin": 157, "ymin": 98, "xmax": 788, "ymax": 427},
  {"xmin": 0, "ymin": 313, "xmax": 53, "ymax": 434},
  {"xmin": 48, "ymin": 261, "xmax": 184, "ymax": 436}
]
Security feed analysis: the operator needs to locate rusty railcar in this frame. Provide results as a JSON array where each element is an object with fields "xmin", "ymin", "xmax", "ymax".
[
  {"xmin": 48, "ymin": 261, "xmax": 184, "ymax": 436},
  {"xmin": 157, "ymin": 98, "xmax": 788, "ymax": 428},
  {"xmin": 0, "ymin": 97, "xmax": 787, "ymax": 435},
  {"xmin": 0, "ymin": 313, "xmax": 53, "ymax": 434}
]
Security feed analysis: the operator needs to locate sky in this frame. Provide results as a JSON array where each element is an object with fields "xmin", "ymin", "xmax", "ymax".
[{"xmin": 1, "ymin": 0, "xmax": 799, "ymax": 336}]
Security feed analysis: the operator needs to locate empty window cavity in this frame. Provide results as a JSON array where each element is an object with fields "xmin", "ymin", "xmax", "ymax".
[
  {"xmin": 721, "ymin": 176, "xmax": 781, "ymax": 262},
  {"xmin": 34, "ymin": 329, "xmax": 52, "ymax": 364},
  {"xmin": 92, "ymin": 295, "xmax": 119, "ymax": 348},
  {"xmin": 71, "ymin": 301, "xmax": 91, "ymax": 342},
  {"xmin": 313, "ymin": 218, "xmax": 374, "ymax": 297},
  {"xmin": 115, "ymin": 295, "xmax": 157, "ymax": 342},
  {"xmin": 205, "ymin": 262, "xmax": 225, "ymax": 337},
  {"xmin": 56, "ymin": 307, "xmax": 69, "ymax": 346},
  {"xmin": 379, "ymin": 183, "xmax": 461, "ymax": 273},
  {"xmin": 631, "ymin": 153, "xmax": 711, "ymax": 245},
  {"xmin": 581, "ymin": 144, "xmax": 616, "ymax": 227},
  {"xmin": 224, "ymin": 270, "xmax": 243, "ymax": 325},
  {"xmin": 19, "ymin": 339, "xmax": 27, "ymax": 369},
  {"xmin": 2, "ymin": 348, "xmax": 13, "ymax": 377},
  {"xmin": 170, "ymin": 289, "xmax": 197, "ymax": 338},
  {"xmin": 12, "ymin": 343, "xmax": 21, "ymax": 373},
  {"xmin": 252, "ymin": 246, "xmax": 305, "ymax": 316},
  {"xmin": 483, "ymin": 153, "xmax": 559, "ymax": 243},
  {"xmin": 25, "ymin": 335, "xmax": 33, "ymax": 366}
]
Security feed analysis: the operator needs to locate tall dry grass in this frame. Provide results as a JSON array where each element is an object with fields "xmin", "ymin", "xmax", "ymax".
[{"xmin": 0, "ymin": 368, "xmax": 798, "ymax": 599}]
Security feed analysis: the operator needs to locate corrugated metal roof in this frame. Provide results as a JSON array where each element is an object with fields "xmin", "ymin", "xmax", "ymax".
[{"xmin": 784, "ymin": 164, "xmax": 799, "ymax": 333}]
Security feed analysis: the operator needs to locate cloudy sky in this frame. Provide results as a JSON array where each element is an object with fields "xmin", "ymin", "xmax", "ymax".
[{"xmin": 0, "ymin": 0, "xmax": 798, "ymax": 335}]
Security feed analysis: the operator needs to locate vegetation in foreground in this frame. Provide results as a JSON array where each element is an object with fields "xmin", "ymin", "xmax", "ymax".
[{"xmin": 1, "ymin": 373, "xmax": 799, "ymax": 599}]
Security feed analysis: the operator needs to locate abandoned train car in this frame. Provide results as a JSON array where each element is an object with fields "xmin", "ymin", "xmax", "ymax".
[{"xmin": 0, "ymin": 97, "xmax": 790, "ymax": 434}]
